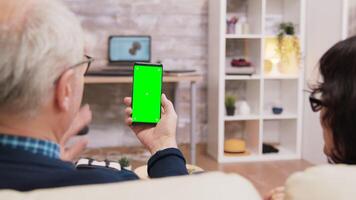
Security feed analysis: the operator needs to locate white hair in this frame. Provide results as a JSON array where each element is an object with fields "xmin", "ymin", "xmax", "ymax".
[{"xmin": 0, "ymin": 0, "xmax": 84, "ymax": 115}]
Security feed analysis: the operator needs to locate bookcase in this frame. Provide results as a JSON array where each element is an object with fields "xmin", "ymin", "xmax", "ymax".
[{"xmin": 208, "ymin": 0, "xmax": 305, "ymax": 162}]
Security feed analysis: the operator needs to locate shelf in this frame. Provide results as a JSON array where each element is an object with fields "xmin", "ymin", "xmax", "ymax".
[
  {"xmin": 263, "ymin": 119, "xmax": 298, "ymax": 157},
  {"xmin": 226, "ymin": 34, "xmax": 262, "ymax": 39},
  {"xmin": 264, "ymin": 35, "xmax": 279, "ymax": 38},
  {"xmin": 224, "ymin": 151, "xmax": 251, "ymax": 157},
  {"xmin": 263, "ymin": 113, "xmax": 298, "ymax": 120},
  {"xmin": 224, "ymin": 114, "xmax": 298, "ymax": 121},
  {"xmin": 226, "ymin": 0, "xmax": 263, "ymax": 35},
  {"xmin": 221, "ymin": 151, "xmax": 298, "ymax": 162},
  {"xmin": 225, "ymin": 74, "xmax": 260, "ymax": 80},
  {"xmin": 263, "ymin": 79, "xmax": 298, "ymax": 115},
  {"xmin": 265, "ymin": 0, "xmax": 301, "ymax": 35},
  {"xmin": 225, "ymin": 80, "xmax": 260, "ymax": 115},
  {"xmin": 226, "ymin": 39, "xmax": 262, "ymax": 74},
  {"xmin": 264, "ymin": 37, "xmax": 301, "ymax": 75},
  {"xmin": 263, "ymin": 74, "xmax": 299, "ymax": 80},
  {"xmin": 264, "ymin": 145, "xmax": 295, "ymax": 155},
  {"xmin": 264, "ymin": 34, "xmax": 301, "ymax": 39},
  {"xmin": 262, "ymin": 146, "xmax": 298, "ymax": 160},
  {"xmin": 222, "ymin": 153, "xmax": 261, "ymax": 162},
  {"xmin": 225, "ymin": 114, "xmax": 260, "ymax": 121},
  {"xmin": 224, "ymin": 120, "xmax": 260, "ymax": 158}
]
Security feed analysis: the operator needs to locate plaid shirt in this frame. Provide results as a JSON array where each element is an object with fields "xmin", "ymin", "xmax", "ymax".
[{"xmin": 0, "ymin": 134, "xmax": 60, "ymax": 159}]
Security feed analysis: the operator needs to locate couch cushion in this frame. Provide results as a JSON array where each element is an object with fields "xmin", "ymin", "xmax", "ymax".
[
  {"xmin": 0, "ymin": 172, "xmax": 261, "ymax": 200},
  {"xmin": 285, "ymin": 164, "xmax": 356, "ymax": 200}
]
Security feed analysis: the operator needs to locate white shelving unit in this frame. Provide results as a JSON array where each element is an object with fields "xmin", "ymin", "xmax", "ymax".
[{"xmin": 208, "ymin": 0, "xmax": 305, "ymax": 163}]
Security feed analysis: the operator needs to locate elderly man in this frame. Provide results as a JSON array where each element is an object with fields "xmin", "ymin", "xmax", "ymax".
[{"xmin": 0, "ymin": 0, "xmax": 188, "ymax": 191}]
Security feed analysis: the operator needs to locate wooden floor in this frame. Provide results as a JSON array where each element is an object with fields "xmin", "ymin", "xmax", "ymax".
[{"xmin": 83, "ymin": 144, "xmax": 312, "ymax": 196}]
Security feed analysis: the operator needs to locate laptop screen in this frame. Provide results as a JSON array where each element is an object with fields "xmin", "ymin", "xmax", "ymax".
[{"xmin": 108, "ymin": 36, "xmax": 151, "ymax": 63}]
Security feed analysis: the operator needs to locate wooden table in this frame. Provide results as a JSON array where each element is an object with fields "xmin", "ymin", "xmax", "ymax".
[{"xmin": 84, "ymin": 74, "xmax": 203, "ymax": 164}]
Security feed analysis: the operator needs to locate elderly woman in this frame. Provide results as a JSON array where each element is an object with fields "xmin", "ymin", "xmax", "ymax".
[
  {"xmin": 0, "ymin": 0, "xmax": 187, "ymax": 191},
  {"xmin": 266, "ymin": 36, "xmax": 356, "ymax": 200}
]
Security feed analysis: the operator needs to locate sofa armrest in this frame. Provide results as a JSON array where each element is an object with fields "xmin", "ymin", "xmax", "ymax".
[
  {"xmin": 0, "ymin": 172, "xmax": 261, "ymax": 200},
  {"xmin": 285, "ymin": 165, "xmax": 356, "ymax": 200}
]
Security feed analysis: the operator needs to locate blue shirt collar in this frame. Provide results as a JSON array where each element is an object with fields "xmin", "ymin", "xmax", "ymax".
[{"xmin": 0, "ymin": 134, "xmax": 60, "ymax": 159}]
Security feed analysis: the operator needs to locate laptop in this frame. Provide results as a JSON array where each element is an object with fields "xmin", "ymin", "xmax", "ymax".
[{"xmin": 86, "ymin": 35, "xmax": 151, "ymax": 76}]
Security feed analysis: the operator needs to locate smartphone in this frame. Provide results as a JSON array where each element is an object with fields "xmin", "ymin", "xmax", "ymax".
[{"xmin": 131, "ymin": 62, "xmax": 163, "ymax": 124}]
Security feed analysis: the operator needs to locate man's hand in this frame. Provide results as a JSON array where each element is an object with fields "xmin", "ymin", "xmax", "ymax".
[
  {"xmin": 124, "ymin": 94, "xmax": 178, "ymax": 155},
  {"xmin": 264, "ymin": 187, "xmax": 285, "ymax": 200},
  {"xmin": 60, "ymin": 104, "xmax": 92, "ymax": 162}
]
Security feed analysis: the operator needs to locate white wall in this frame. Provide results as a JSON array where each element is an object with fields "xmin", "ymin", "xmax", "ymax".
[
  {"xmin": 349, "ymin": 0, "xmax": 356, "ymax": 35},
  {"xmin": 302, "ymin": 0, "xmax": 346, "ymax": 164}
]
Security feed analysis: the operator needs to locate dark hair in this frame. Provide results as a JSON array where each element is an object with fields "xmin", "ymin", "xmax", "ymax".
[{"xmin": 314, "ymin": 35, "xmax": 356, "ymax": 164}]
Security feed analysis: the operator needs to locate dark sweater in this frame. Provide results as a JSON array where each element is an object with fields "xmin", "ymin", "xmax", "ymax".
[{"xmin": 0, "ymin": 146, "xmax": 188, "ymax": 191}]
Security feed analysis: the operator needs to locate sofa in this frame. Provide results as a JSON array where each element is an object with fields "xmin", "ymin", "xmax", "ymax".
[{"xmin": 0, "ymin": 165, "xmax": 355, "ymax": 200}]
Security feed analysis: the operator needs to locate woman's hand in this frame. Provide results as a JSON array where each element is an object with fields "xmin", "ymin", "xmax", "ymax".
[
  {"xmin": 60, "ymin": 104, "xmax": 92, "ymax": 162},
  {"xmin": 124, "ymin": 94, "xmax": 178, "ymax": 155},
  {"xmin": 264, "ymin": 187, "xmax": 285, "ymax": 200}
]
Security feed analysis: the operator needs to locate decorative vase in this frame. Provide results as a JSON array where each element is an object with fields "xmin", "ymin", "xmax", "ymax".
[
  {"xmin": 227, "ymin": 24, "xmax": 236, "ymax": 34},
  {"xmin": 226, "ymin": 106, "xmax": 236, "ymax": 116},
  {"xmin": 235, "ymin": 23, "xmax": 242, "ymax": 35},
  {"xmin": 237, "ymin": 100, "xmax": 251, "ymax": 115},
  {"xmin": 242, "ymin": 23, "xmax": 249, "ymax": 34}
]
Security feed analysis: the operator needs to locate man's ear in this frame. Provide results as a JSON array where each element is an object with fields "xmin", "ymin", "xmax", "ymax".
[{"xmin": 54, "ymin": 69, "xmax": 75, "ymax": 112}]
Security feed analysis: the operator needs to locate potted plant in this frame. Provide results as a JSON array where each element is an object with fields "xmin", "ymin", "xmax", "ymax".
[
  {"xmin": 225, "ymin": 95, "xmax": 236, "ymax": 116},
  {"xmin": 277, "ymin": 22, "xmax": 301, "ymax": 74},
  {"xmin": 118, "ymin": 157, "xmax": 132, "ymax": 170}
]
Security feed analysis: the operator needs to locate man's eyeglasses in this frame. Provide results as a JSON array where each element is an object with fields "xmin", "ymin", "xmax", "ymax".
[
  {"xmin": 309, "ymin": 92, "xmax": 324, "ymax": 112},
  {"xmin": 54, "ymin": 55, "xmax": 94, "ymax": 84},
  {"xmin": 68, "ymin": 55, "xmax": 94, "ymax": 75}
]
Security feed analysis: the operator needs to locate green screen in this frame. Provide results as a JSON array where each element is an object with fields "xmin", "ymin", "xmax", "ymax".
[{"xmin": 132, "ymin": 64, "xmax": 163, "ymax": 123}]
